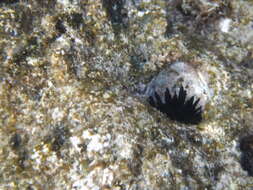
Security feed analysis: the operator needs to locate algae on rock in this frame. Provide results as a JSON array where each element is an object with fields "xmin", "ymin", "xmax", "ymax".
[{"xmin": 0, "ymin": 0, "xmax": 253, "ymax": 189}]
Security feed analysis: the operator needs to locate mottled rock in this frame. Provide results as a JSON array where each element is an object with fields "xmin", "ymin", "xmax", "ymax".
[{"xmin": 0, "ymin": 0, "xmax": 253, "ymax": 190}]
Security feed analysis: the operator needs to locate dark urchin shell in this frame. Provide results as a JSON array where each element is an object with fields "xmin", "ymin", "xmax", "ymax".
[{"xmin": 149, "ymin": 86, "xmax": 202, "ymax": 124}]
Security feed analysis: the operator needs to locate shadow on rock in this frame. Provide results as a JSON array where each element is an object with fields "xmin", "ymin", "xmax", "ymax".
[{"xmin": 102, "ymin": 0, "xmax": 129, "ymax": 35}]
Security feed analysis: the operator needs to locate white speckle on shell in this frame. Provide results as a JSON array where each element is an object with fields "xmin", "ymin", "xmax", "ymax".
[
  {"xmin": 70, "ymin": 136, "xmax": 82, "ymax": 152},
  {"xmin": 52, "ymin": 107, "xmax": 64, "ymax": 121},
  {"xmin": 115, "ymin": 134, "xmax": 134, "ymax": 159},
  {"xmin": 82, "ymin": 130, "xmax": 111, "ymax": 158},
  {"xmin": 219, "ymin": 18, "xmax": 232, "ymax": 33},
  {"xmin": 86, "ymin": 134, "xmax": 104, "ymax": 152}
]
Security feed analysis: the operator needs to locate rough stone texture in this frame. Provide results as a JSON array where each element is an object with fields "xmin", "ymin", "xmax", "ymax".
[{"xmin": 0, "ymin": 0, "xmax": 253, "ymax": 189}]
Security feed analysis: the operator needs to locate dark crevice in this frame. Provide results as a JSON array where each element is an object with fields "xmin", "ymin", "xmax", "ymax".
[
  {"xmin": 50, "ymin": 125, "xmax": 70, "ymax": 152},
  {"xmin": 102, "ymin": 0, "xmax": 129, "ymax": 35},
  {"xmin": 67, "ymin": 13, "xmax": 83, "ymax": 29},
  {"xmin": 10, "ymin": 133, "xmax": 22, "ymax": 150},
  {"xmin": 55, "ymin": 19, "xmax": 66, "ymax": 35},
  {"xmin": 0, "ymin": 0, "xmax": 19, "ymax": 4}
]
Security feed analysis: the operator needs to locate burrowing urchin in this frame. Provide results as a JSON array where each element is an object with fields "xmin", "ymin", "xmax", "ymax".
[{"xmin": 146, "ymin": 62, "xmax": 211, "ymax": 124}]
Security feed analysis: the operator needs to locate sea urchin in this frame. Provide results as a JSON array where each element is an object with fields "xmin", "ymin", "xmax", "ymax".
[{"xmin": 149, "ymin": 86, "xmax": 202, "ymax": 124}]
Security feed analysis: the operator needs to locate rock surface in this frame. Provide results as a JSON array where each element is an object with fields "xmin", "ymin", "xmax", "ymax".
[{"xmin": 0, "ymin": 0, "xmax": 253, "ymax": 189}]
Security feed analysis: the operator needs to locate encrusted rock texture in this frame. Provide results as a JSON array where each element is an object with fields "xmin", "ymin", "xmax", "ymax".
[{"xmin": 0, "ymin": 0, "xmax": 253, "ymax": 189}]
